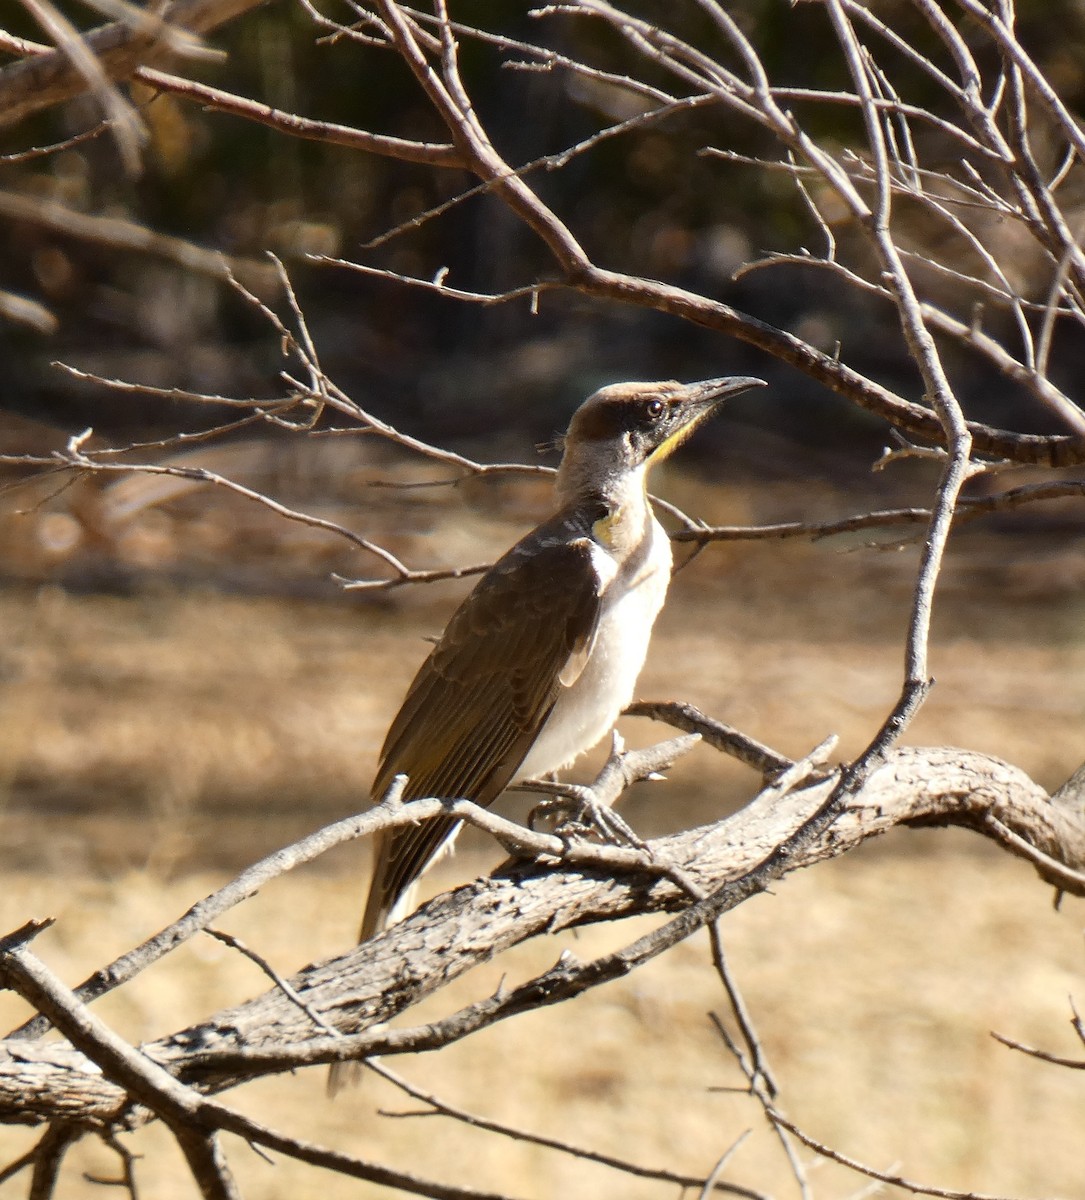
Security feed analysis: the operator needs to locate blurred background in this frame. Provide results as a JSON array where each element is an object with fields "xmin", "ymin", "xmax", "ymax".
[{"xmin": 2, "ymin": 2, "xmax": 1085, "ymax": 1196}]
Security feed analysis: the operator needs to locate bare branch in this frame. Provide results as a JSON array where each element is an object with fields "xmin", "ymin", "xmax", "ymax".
[
  {"xmin": 0, "ymin": 122, "xmax": 108, "ymax": 162},
  {"xmin": 736, "ymin": 249, "xmax": 1082, "ymax": 424},
  {"xmin": 0, "ymin": 190, "xmax": 280, "ymax": 295},
  {"xmin": 138, "ymin": 67, "xmax": 465, "ymax": 167},
  {"xmin": 0, "ymin": 922, "xmax": 244, "ymax": 1200},
  {"xmin": 204, "ymin": 929, "xmax": 341, "ymax": 1039},
  {"xmin": 708, "ymin": 1010, "xmax": 810, "ymax": 1200},
  {"xmin": 571, "ymin": 267, "xmax": 1085, "ymax": 467},
  {"xmin": 767, "ymin": 1105, "xmax": 1026, "ymax": 1200},
  {"xmin": 0, "ymin": 0, "xmax": 271, "ymax": 127},
  {"xmin": 983, "ymin": 815, "xmax": 1085, "ymax": 894},
  {"xmin": 373, "ymin": 0, "xmax": 592, "ymax": 274},
  {"xmin": 9, "ymin": 735, "xmax": 698, "ymax": 1043},
  {"xmin": 0, "ymin": 730, "xmax": 1081, "ymax": 1164},
  {"xmin": 369, "ymin": 1060, "xmax": 766, "ymax": 1199},
  {"xmin": 624, "ymin": 700, "xmax": 796, "ymax": 778},
  {"xmin": 44, "ymin": 439, "xmax": 422, "ymax": 582},
  {"xmin": 990, "ymin": 1030, "xmax": 1085, "ymax": 1071},
  {"xmin": 670, "ymin": 478, "xmax": 1085, "ymax": 548},
  {"xmin": 207, "ymin": 1105, "xmax": 527, "ymax": 1200},
  {"xmin": 148, "ymin": 747, "xmax": 1085, "ymax": 1087},
  {"xmin": 0, "ymin": 288, "xmax": 57, "ymax": 334},
  {"xmin": 88, "ymin": 1132, "xmax": 142, "ymax": 1200},
  {"xmin": 0, "ymin": 923, "xmax": 516, "ymax": 1200},
  {"xmin": 707, "ymin": 927, "xmax": 777, "ymax": 1099},
  {"xmin": 311, "ymin": 254, "xmax": 557, "ymax": 309},
  {"xmin": 17, "ymin": 0, "xmax": 146, "ymax": 175},
  {"xmin": 28, "ymin": 1122, "xmax": 80, "ymax": 1200}
]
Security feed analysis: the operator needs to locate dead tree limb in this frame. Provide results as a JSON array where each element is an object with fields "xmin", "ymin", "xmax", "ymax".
[
  {"xmin": 0, "ymin": 0, "xmax": 270, "ymax": 127},
  {"xmin": 0, "ymin": 739, "xmax": 1080, "ymax": 1131}
]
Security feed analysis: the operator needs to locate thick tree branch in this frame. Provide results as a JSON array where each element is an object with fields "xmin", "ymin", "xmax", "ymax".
[
  {"xmin": 0, "ymin": 741, "xmax": 1081, "ymax": 1128},
  {"xmin": 0, "ymin": 0, "xmax": 270, "ymax": 126}
]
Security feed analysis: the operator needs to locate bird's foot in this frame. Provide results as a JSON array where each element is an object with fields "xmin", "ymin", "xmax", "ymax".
[{"xmin": 525, "ymin": 783, "xmax": 645, "ymax": 850}]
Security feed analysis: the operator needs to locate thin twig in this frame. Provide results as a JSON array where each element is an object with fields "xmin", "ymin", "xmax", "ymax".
[
  {"xmin": 707, "ymin": 1012, "xmax": 810, "ymax": 1200},
  {"xmin": 624, "ymin": 700, "xmax": 794, "ymax": 778},
  {"xmin": 983, "ymin": 815, "xmax": 1085, "ymax": 893},
  {"xmin": 139, "ymin": 66, "xmax": 464, "ymax": 166},
  {"xmin": 674, "ymin": 478, "xmax": 1085, "ymax": 546},
  {"xmin": 89, "ymin": 1132, "xmax": 143, "ymax": 1200},
  {"xmin": 0, "ymin": 1145, "xmax": 38, "ymax": 1187},
  {"xmin": 205, "ymin": 929, "xmax": 342, "ymax": 1038},
  {"xmin": 369, "ymin": 1060, "xmax": 765, "ymax": 1199},
  {"xmin": 989, "ymin": 1030, "xmax": 1085, "ymax": 1070},
  {"xmin": 707, "ymin": 926, "xmax": 777, "ymax": 1098},
  {"xmin": 698, "ymin": 1132, "xmax": 754, "ymax": 1200},
  {"xmin": 767, "ymin": 1106, "xmax": 1028, "ymax": 1200}
]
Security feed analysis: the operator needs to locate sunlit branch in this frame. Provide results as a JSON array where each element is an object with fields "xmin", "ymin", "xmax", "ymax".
[{"xmin": 139, "ymin": 66, "xmax": 465, "ymax": 166}]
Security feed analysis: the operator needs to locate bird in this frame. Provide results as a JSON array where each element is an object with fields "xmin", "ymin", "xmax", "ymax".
[{"xmin": 359, "ymin": 375, "xmax": 766, "ymax": 939}]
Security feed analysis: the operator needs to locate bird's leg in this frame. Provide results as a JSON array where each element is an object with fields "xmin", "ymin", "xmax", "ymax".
[{"xmin": 517, "ymin": 779, "xmax": 646, "ymax": 850}]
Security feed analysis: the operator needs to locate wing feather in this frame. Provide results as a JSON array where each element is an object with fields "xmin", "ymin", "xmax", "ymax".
[{"xmin": 361, "ymin": 515, "xmax": 603, "ymax": 935}]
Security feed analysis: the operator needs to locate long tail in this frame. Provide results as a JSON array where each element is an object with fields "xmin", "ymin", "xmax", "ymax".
[
  {"xmin": 358, "ymin": 828, "xmax": 398, "ymax": 943},
  {"xmin": 359, "ymin": 815, "xmax": 462, "ymax": 939},
  {"xmin": 326, "ymin": 817, "xmax": 462, "ymax": 1095}
]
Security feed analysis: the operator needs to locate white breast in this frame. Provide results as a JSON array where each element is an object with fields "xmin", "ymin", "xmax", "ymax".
[{"xmin": 516, "ymin": 516, "xmax": 672, "ymax": 781}]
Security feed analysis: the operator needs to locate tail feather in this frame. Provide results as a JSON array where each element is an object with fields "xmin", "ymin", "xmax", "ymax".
[
  {"xmin": 325, "ymin": 825, "xmax": 458, "ymax": 1096},
  {"xmin": 327, "ymin": 1058, "xmax": 365, "ymax": 1095},
  {"xmin": 358, "ymin": 830, "xmax": 396, "ymax": 942}
]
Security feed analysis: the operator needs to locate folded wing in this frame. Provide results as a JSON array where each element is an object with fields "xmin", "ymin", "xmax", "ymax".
[{"xmin": 360, "ymin": 517, "xmax": 603, "ymax": 936}]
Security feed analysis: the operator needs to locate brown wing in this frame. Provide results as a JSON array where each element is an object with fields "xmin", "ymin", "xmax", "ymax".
[{"xmin": 360, "ymin": 519, "xmax": 603, "ymax": 936}]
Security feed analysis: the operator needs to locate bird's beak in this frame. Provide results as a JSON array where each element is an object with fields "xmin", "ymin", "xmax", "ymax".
[{"xmin": 649, "ymin": 375, "xmax": 767, "ymax": 464}]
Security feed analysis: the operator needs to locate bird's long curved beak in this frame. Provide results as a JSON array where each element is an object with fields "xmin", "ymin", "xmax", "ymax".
[
  {"xmin": 684, "ymin": 375, "xmax": 768, "ymax": 408},
  {"xmin": 650, "ymin": 375, "xmax": 767, "ymax": 463}
]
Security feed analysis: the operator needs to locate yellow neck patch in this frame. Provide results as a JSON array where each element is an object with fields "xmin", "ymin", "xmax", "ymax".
[
  {"xmin": 648, "ymin": 414, "xmax": 707, "ymax": 465},
  {"xmin": 592, "ymin": 505, "xmax": 625, "ymax": 549}
]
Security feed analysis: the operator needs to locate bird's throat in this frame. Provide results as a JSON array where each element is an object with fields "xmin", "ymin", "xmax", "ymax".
[{"xmin": 591, "ymin": 503, "xmax": 625, "ymax": 550}]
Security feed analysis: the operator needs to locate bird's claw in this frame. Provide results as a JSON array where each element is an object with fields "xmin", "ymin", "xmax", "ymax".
[{"xmin": 529, "ymin": 789, "xmax": 645, "ymax": 851}]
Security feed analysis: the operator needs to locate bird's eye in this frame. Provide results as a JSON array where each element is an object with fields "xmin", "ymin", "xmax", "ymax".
[{"xmin": 645, "ymin": 398, "xmax": 665, "ymax": 419}]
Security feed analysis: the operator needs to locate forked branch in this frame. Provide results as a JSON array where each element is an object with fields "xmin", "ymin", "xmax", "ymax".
[{"xmin": 1, "ymin": 732, "xmax": 1082, "ymax": 1129}]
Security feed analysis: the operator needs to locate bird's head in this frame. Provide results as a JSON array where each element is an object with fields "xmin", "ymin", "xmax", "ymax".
[{"xmin": 557, "ymin": 376, "xmax": 767, "ymax": 504}]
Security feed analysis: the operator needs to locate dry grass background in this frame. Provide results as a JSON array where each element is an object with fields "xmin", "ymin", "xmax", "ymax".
[{"xmin": 1, "ymin": 445, "xmax": 1085, "ymax": 1198}]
